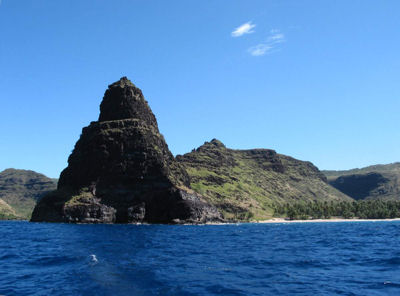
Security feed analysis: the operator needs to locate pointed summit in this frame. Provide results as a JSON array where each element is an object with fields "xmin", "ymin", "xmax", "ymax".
[
  {"xmin": 209, "ymin": 138, "xmax": 226, "ymax": 148},
  {"xmin": 109, "ymin": 76, "xmax": 136, "ymax": 88},
  {"xmin": 98, "ymin": 77, "xmax": 157, "ymax": 128},
  {"xmin": 194, "ymin": 139, "xmax": 226, "ymax": 153}
]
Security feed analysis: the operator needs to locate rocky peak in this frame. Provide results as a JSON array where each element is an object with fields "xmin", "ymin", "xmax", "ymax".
[
  {"xmin": 98, "ymin": 77, "xmax": 158, "ymax": 128},
  {"xmin": 196, "ymin": 139, "xmax": 226, "ymax": 153},
  {"xmin": 109, "ymin": 76, "xmax": 136, "ymax": 88},
  {"xmin": 209, "ymin": 138, "xmax": 225, "ymax": 148},
  {"xmin": 31, "ymin": 78, "xmax": 223, "ymax": 224}
]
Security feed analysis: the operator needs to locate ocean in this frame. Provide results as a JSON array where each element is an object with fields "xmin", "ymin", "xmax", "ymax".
[{"xmin": 1, "ymin": 221, "xmax": 400, "ymax": 296}]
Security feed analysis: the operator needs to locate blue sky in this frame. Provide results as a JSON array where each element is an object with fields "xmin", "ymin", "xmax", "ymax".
[{"xmin": 1, "ymin": 0, "xmax": 399, "ymax": 178}]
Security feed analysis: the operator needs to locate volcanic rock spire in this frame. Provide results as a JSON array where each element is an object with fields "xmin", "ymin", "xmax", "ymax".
[{"xmin": 31, "ymin": 77, "xmax": 222, "ymax": 224}]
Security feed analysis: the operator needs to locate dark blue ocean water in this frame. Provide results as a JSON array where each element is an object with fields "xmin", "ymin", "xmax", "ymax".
[{"xmin": 1, "ymin": 221, "xmax": 400, "ymax": 296}]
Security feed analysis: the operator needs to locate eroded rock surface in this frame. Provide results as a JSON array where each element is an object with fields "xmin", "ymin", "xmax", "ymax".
[{"xmin": 31, "ymin": 77, "xmax": 223, "ymax": 224}]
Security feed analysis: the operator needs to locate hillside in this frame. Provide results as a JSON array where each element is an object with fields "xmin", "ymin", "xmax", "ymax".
[
  {"xmin": 323, "ymin": 163, "xmax": 400, "ymax": 200},
  {"xmin": 0, "ymin": 198, "xmax": 19, "ymax": 220},
  {"xmin": 177, "ymin": 139, "xmax": 351, "ymax": 220},
  {"xmin": 0, "ymin": 169, "xmax": 57, "ymax": 219}
]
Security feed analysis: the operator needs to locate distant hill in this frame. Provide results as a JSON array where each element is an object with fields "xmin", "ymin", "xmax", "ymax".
[
  {"xmin": 0, "ymin": 198, "xmax": 19, "ymax": 220},
  {"xmin": 177, "ymin": 139, "xmax": 351, "ymax": 221},
  {"xmin": 0, "ymin": 169, "xmax": 57, "ymax": 219},
  {"xmin": 323, "ymin": 163, "xmax": 400, "ymax": 200}
]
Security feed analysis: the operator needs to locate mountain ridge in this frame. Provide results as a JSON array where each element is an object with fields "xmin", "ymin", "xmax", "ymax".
[
  {"xmin": 177, "ymin": 139, "xmax": 351, "ymax": 220},
  {"xmin": 323, "ymin": 163, "xmax": 400, "ymax": 200}
]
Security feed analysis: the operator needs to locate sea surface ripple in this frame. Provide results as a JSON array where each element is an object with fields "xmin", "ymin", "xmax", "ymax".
[{"xmin": 1, "ymin": 221, "xmax": 400, "ymax": 295}]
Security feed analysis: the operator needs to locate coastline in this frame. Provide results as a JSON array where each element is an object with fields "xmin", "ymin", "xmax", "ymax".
[
  {"xmin": 255, "ymin": 218, "xmax": 400, "ymax": 224},
  {"xmin": 4, "ymin": 217, "xmax": 400, "ymax": 225}
]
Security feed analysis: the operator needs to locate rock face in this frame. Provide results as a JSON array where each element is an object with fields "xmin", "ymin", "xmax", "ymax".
[
  {"xmin": 177, "ymin": 139, "xmax": 351, "ymax": 221},
  {"xmin": 31, "ymin": 77, "xmax": 223, "ymax": 224}
]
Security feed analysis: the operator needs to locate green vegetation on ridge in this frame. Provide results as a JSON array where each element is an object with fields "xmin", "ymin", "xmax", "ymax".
[
  {"xmin": 177, "ymin": 139, "xmax": 351, "ymax": 221},
  {"xmin": 0, "ymin": 169, "xmax": 57, "ymax": 219},
  {"xmin": 323, "ymin": 162, "xmax": 400, "ymax": 179}
]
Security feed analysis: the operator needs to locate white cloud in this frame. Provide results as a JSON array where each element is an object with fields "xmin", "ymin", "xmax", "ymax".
[
  {"xmin": 231, "ymin": 22, "xmax": 256, "ymax": 37},
  {"xmin": 248, "ymin": 44, "xmax": 272, "ymax": 56},
  {"xmin": 248, "ymin": 30, "xmax": 285, "ymax": 56},
  {"xmin": 269, "ymin": 33, "xmax": 284, "ymax": 41}
]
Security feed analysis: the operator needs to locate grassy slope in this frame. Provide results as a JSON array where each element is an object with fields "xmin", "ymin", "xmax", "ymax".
[
  {"xmin": 0, "ymin": 169, "xmax": 57, "ymax": 219},
  {"xmin": 323, "ymin": 163, "xmax": 400, "ymax": 200},
  {"xmin": 0, "ymin": 198, "xmax": 20, "ymax": 219},
  {"xmin": 177, "ymin": 139, "xmax": 351, "ymax": 221}
]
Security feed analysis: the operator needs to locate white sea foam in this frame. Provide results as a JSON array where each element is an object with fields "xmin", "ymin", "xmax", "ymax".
[{"xmin": 90, "ymin": 254, "xmax": 98, "ymax": 263}]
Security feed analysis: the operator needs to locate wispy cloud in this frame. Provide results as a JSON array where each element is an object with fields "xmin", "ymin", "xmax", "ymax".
[
  {"xmin": 231, "ymin": 22, "xmax": 256, "ymax": 37},
  {"xmin": 247, "ymin": 44, "xmax": 273, "ymax": 56},
  {"xmin": 248, "ymin": 30, "xmax": 285, "ymax": 56}
]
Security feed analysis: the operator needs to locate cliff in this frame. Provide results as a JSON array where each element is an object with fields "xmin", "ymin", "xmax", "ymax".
[{"xmin": 31, "ymin": 77, "xmax": 222, "ymax": 224}]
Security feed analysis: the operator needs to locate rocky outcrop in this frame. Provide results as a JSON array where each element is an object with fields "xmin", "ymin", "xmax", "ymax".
[{"xmin": 31, "ymin": 77, "xmax": 223, "ymax": 224}]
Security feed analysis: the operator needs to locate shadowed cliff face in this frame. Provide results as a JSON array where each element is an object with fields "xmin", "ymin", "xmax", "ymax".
[
  {"xmin": 329, "ymin": 173, "xmax": 391, "ymax": 200},
  {"xmin": 323, "ymin": 163, "xmax": 400, "ymax": 200},
  {"xmin": 31, "ymin": 77, "xmax": 223, "ymax": 224}
]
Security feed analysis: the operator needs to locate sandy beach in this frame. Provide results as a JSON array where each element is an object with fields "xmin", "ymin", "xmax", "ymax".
[{"xmin": 256, "ymin": 218, "xmax": 400, "ymax": 223}]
